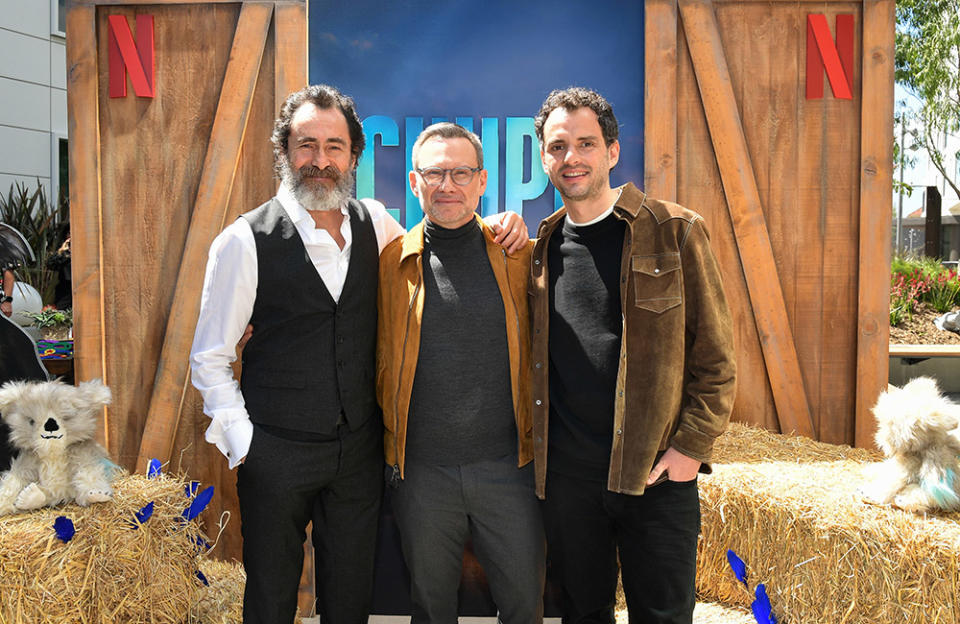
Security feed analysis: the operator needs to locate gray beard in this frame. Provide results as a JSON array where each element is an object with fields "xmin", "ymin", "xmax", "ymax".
[{"xmin": 283, "ymin": 162, "xmax": 356, "ymax": 212}]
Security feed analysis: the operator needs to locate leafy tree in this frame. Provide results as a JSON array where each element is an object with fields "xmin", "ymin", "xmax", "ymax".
[{"xmin": 895, "ymin": 0, "xmax": 960, "ymax": 199}]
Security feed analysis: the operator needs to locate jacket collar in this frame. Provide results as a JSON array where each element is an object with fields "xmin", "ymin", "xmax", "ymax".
[
  {"xmin": 613, "ymin": 182, "xmax": 647, "ymax": 219},
  {"xmin": 537, "ymin": 182, "xmax": 647, "ymax": 236},
  {"xmin": 398, "ymin": 212, "xmax": 490, "ymax": 263}
]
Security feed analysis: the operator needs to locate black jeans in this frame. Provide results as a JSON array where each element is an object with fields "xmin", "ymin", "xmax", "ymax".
[
  {"xmin": 236, "ymin": 418, "xmax": 384, "ymax": 624},
  {"xmin": 541, "ymin": 471, "xmax": 700, "ymax": 624}
]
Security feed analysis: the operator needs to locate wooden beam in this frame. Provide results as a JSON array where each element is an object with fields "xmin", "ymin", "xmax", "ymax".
[
  {"xmin": 855, "ymin": 0, "xmax": 894, "ymax": 448},
  {"xmin": 135, "ymin": 2, "xmax": 273, "ymax": 471},
  {"xmin": 678, "ymin": 0, "xmax": 816, "ymax": 438},
  {"xmin": 66, "ymin": 4, "xmax": 109, "ymax": 446},
  {"xmin": 644, "ymin": 0, "xmax": 678, "ymax": 201},
  {"xmin": 274, "ymin": 0, "xmax": 307, "ymax": 115},
  {"xmin": 888, "ymin": 345, "xmax": 960, "ymax": 359}
]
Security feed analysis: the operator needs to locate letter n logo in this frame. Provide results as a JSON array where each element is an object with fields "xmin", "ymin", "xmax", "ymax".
[
  {"xmin": 806, "ymin": 14, "xmax": 853, "ymax": 100},
  {"xmin": 108, "ymin": 15, "xmax": 155, "ymax": 98}
]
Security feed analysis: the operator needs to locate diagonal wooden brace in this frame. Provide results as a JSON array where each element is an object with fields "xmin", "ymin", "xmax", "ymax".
[
  {"xmin": 135, "ymin": 2, "xmax": 273, "ymax": 471},
  {"xmin": 679, "ymin": 0, "xmax": 816, "ymax": 438}
]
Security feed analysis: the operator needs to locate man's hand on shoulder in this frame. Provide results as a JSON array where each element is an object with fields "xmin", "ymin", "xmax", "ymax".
[
  {"xmin": 486, "ymin": 211, "xmax": 529, "ymax": 255},
  {"xmin": 647, "ymin": 447, "xmax": 701, "ymax": 485}
]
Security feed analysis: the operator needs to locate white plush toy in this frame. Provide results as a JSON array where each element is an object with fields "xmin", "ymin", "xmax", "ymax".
[
  {"xmin": 860, "ymin": 376, "xmax": 960, "ymax": 513},
  {"xmin": 0, "ymin": 379, "xmax": 116, "ymax": 516}
]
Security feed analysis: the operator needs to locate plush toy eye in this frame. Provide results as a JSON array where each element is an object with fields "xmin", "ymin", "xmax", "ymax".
[{"xmin": 28, "ymin": 419, "xmax": 34, "ymax": 426}]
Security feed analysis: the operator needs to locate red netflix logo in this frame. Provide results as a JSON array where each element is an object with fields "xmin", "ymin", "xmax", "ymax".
[
  {"xmin": 108, "ymin": 14, "xmax": 155, "ymax": 98},
  {"xmin": 806, "ymin": 14, "xmax": 853, "ymax": 100}
]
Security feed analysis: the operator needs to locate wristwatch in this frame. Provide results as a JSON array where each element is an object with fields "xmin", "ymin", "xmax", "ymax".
[{"xmin": 0, "ymin": 295, "xmax": 13, "ymax": 304}]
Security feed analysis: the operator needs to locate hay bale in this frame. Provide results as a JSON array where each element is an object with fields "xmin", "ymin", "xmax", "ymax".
[
  {"xmin": 0, "ymin": 473, "xmax": 212, "ymax": 623},
  {"xmin": 191, "ymin": 559, "xmax": 245, "ymax": 624},
  {"xmin": 189, "ymin": 559, "xmax": 304, "ymax": 624},
  {"xmin": 698, "ymin": 423, "xmax": 960, "ymax": 623}
]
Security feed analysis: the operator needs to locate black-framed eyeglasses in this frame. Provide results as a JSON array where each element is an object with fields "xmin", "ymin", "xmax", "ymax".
[{"xmin": 415, "ymin": 166, "xmax": 481, "ymax": 186}]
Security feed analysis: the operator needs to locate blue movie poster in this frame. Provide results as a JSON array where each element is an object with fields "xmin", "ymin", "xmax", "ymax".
[
  {"xmin": 309, "ymin": 1, "xmax": 644, "ymax": 616},
  {"xmin": 310, "ymin": 0, "xmax": 644, "ymax": 233}
]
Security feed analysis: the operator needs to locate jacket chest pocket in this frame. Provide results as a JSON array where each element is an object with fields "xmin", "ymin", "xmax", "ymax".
[{"xmin": 632, "ymin": 253, "xmax": 682, "ymax": 313}]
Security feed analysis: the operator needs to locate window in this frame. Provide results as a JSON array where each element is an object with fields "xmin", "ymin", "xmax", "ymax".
[
  {"xmin": 52, "ymin": 0, "xmax": 66, "ymax": 37},
  {"xmin": 52, "ymin": 135, "xmax": 68, "ymax": 206}
]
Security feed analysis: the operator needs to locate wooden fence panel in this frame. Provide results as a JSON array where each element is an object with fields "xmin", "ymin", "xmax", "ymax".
[
  {"xmin": 856, "ymin": 0, "xmax": 894, "ymax": 447},
  {"xmin": 661, "ymin": 0, "xmax": 892, "ymax": 443},
  {"xmin": 680, "ymin": 0, "xmax": 815, "ymax": 437},
  {"xmin": 69, "ymin": 0, "xmax": 306, "ymax": 563},
  {"xmin": 96, "ymin": 3, "xmax": 242, "ymax": 467}
]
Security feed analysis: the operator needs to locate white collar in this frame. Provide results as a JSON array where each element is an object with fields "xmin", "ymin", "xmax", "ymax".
[{"xmin": 567, "ymin": 203, "xmax": 616, "ymax": 227}]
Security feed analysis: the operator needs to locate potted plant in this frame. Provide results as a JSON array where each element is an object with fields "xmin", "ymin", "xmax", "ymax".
[{"xmin": 28, "ymin": 306, "xmax": 72, "ymax": 340}]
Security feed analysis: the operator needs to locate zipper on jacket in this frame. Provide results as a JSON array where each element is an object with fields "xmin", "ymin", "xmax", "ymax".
[{"xmin": 391, "ymin": 266, "xmax": 421, "ymax": 486}]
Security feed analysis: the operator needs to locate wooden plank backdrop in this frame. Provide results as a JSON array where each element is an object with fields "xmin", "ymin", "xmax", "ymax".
[
  {"xmin": 66, "ymin": 0, "xmax": 892, "ymax": 610},
  {"xmin": 67, "ymin": 0, "xmax": 306, "ymax": 568},
  {"xmin": 655, "ymin": 0, "xmax": 892, "ymax": 443}
]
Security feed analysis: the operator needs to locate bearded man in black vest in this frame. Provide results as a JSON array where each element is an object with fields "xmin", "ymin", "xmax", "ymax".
[
  {"xmin": 191, "ymin": 85, "xmax": 528, "ymax": 624},
  {"xmin": 190, "ymin": 85, "xmax": 401, "ymax": 624}
]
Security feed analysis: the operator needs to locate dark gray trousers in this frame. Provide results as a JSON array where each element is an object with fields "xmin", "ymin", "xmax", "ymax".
[
  {"xmin": 392, "ymin": 454, "xmax": 546, "ymax": 624},
  {"xmin": 236, "ymin": 418, "xmax": 383, "ymax": 624}
]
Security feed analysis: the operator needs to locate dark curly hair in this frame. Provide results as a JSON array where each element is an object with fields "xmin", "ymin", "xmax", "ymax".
[
  {"xmin": 533, "ymin": 87, "xmax": 619, "ymax": 147},
  {"xmin": 271, "ymin": 84, "xmax": 365, "ymax": 175}
]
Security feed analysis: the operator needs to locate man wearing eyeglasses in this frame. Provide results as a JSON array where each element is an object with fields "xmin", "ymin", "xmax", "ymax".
[{"xmin": 377, "ymin": 122, "xmax": 544, "ymax": 624}]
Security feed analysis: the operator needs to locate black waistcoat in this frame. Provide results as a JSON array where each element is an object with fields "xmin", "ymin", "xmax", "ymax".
[{"xmin": 239, "ymin": 197, "xmax": 379, "ymax": 433}]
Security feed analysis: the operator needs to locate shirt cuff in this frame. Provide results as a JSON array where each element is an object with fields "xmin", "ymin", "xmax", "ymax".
[{"xmin": 207, "ymin": 417, "xmax": 254, "ymax": 469}]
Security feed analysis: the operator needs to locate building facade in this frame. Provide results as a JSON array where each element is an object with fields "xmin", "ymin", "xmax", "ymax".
[{"xmin": 0, "ymin": 0, "xmax": 68, "ymax": 202}]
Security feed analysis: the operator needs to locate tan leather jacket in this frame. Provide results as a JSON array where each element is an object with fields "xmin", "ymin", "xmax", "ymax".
[
  {"xmin": 377, "ymin": 215, "xmax": 533, "ymax": 479},
  {"xmin": 530, "ymin": 183, "xmax": 737, "ymax": 498}
]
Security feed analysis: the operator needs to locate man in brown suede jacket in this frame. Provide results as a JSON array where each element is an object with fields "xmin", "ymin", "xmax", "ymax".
[{"xmin": 530, "ymin": 88, "xmax": 736, "ymax": 624}]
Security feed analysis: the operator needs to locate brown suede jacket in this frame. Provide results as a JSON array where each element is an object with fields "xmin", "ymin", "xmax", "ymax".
[
  {"xmin": 377, "ymin": 214, "xmax": 533, "ymax": 479},
  {"xmin": 530, "ymin": 182, "xmax": 737, "ymax": 498}
]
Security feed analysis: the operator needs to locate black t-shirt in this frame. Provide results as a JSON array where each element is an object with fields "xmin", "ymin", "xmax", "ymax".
[{"xmin": 547, "ymin": 212, "xmax": 626, "ymax": 481}]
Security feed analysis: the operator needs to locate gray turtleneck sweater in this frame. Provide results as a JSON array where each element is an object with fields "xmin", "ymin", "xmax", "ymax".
[{"xmin": 405, "ymin": 218, "xmax": 517, "ymax": 466}]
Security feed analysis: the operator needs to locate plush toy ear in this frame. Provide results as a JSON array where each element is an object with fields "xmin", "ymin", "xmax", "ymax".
[
  {"xmin": 75, "ymin": 379, "xmax": 112, "ymax": 411},
  {"xmin": 904, "ymin": 376, "xmax": 940, "ymax": 396},
  {"xmin": 0, "ymin": 381, "xmax": 26, "ymax": 416}
]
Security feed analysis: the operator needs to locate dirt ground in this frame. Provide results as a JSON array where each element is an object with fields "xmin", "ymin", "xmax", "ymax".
[{"xmin": 889, "ymin": 303, "xmax": 960, "ymax": 345}]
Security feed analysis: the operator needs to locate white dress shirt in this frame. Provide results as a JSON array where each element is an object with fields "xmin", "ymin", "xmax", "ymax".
[{"xmin": 190, "ymin": 183, "xmax": 405, "ymax": 468}]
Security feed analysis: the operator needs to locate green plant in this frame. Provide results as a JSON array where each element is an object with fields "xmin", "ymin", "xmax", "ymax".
[
  {"xmin": 0, "ymin": 182, "xmax": 70, "ymax": 303},
  {"xmin": 890, "ymin": 271, "xmax": 925, "ymax": 326},
  {"xmin": 27, "ymin": 306, "xmax": 72, "ymax": 329},
  {"xmin": 926, "ymin": 269, "xmax": 960, "ymax": 312},
  {"xmin": 889, "ymin": 255, "xmax": 960, "ymax": 324}
]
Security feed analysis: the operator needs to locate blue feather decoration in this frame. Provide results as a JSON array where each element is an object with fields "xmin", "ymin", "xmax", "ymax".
[
  {"xmin": 193, "ymin": 534, "xmax": 212, "ymax": 552},
  {"xmin": 726, "ymin": 549, "xmax": 748, "ymax": 586},
  {"xmin": 185, "ymin": 481, "xmax": 200, "ymax": 497},
  {"xmin": 54, "ymin": 516, "xmax": 75, "ymax": 542},
  {"xmin": 751, "ymin": 583, "xmax": 777, "ymax": 624},
  {"xmin": 196, "ymin": 570, "xmax": 209, "ymax": 586},
  {"xmin": 147, "ymin": 458, "xmax": 162, "ymax": 479},
  {"xmin": 181, "ymin": 485, "xmax": 214, "ymax": 521},
  {"xmin": 129, "ymin": 501, "xmax": 154, "ymax": 528}
]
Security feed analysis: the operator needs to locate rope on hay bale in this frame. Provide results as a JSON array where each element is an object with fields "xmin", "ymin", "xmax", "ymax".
[
  {"xmin": 698, "ymin": 423, "xmax": 960, "ymax": 623},
  {"xmin": 0, "ymin": 472, "xmax": 212, "ymax": 623}
]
